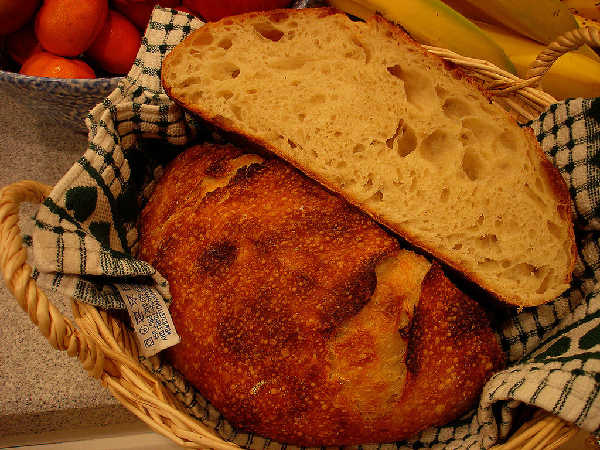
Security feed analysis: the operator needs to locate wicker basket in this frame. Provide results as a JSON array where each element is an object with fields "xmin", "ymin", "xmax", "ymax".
[{"xmin": 1, "ymin": 25, "xmax": 600, "ymax": 450}]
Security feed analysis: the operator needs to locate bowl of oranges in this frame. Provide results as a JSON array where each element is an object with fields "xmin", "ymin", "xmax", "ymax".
[{"xmin": 0, "ymin": 0, "xmax": 294, "ymax": 133}]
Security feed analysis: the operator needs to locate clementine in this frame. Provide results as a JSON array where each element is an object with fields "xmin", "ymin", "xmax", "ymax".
[
  {"xmin": 0, "ymin": 0, "xmax": 40, "ymax": 35},
  {"xmin": 20, "ymin": 51, "xmax": 96, "ymax": 78},
  {"xmin": 6, "ymin": 23, "xmax": 43, "ymax": 65},
  {"xmin": 35, "ymin": 0, "xmax": 108, "ymax": 57},
  {"xmin": 86, "ymin": 10, "xmax": 141, "ymax": 74}
]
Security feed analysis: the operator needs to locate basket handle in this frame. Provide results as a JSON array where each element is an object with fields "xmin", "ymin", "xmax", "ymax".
[
  {"xmin": 0, "ymin": 180, "xmax": 107, "ymax": 378},
  {"xmin": 526, "ymin": 26, "xmax": 600, "ymax": 87}
]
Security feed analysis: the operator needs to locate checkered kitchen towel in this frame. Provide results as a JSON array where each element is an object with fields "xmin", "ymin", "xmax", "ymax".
[{"xmin": 29, "ymin": 6, "xmax": 600, "ymax": 449}]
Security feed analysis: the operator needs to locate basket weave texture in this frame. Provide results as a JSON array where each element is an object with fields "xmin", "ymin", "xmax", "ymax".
[{"xmin": 3, "ymin": 6, "xmax": 600, "ymax": 450}]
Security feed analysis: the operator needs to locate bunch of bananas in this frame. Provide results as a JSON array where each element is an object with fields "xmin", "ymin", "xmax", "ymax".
[{"xmin": 328, "ymin": 0, "xmax": 600, "ymax": 100}]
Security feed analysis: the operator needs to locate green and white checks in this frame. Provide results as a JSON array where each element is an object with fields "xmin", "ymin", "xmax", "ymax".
[{"xmin": 30, "ymin": 7, "xmax": 600, "ymax": 449}]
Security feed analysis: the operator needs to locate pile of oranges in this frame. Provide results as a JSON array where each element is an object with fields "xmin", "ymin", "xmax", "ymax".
[
  {"xmin": 0, "ymin": 0, "xmax": 193, "ymax": 79},
  {"xmin": 1, "ymin": 0, "xmax": 293, "ymax": 80}
]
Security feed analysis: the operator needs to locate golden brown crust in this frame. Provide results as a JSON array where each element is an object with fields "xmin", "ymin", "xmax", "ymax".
[{"xmin": 138, "ymin": 144, "xmax": 504, "ymax": 445}]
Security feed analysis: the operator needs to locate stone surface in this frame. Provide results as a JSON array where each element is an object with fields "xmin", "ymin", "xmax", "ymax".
[{"xmin": 0, "ymin": 87, "xmax": 138, "ymax": 436}]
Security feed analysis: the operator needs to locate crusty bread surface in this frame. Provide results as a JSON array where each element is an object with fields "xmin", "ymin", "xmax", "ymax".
[
  {"xmin": 161, "ymin": 8, "xmax": 576, "ymax": 307},
  {"xmin": 137, "ymin": 144, "xmax": 505, "ymax": 446}
]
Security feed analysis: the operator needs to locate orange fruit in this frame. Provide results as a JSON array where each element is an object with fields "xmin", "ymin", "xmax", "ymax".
[
  {"xmin": 0, "ymin": 0, "xmax": 40, "ymax": 35},
  {"xmin": 86, "ymin": 10, "xmax": 141, "ymax": 74},
  {"xmin": 20, "ymin": 51, "xmax": 96, "ymax": 78},
  {"xmin": 35, "ymin": 0, "xmax": 108, "ymax": 57},
  {"xmin": 6, "ymin": 23, "xmax": 43, "ymax": 65},
  {"xmin": 113, "ymin": 0, "xmax": 181, "ymax": 30}
]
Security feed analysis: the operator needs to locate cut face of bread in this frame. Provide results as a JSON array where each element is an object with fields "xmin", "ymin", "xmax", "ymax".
[
  {"xmin": 161, "ymin": 8, "xmax": 576, "ymax": 307},
  {"xmin": 137, "ymin": 144, "xmax": 505, "ymax": 445}
]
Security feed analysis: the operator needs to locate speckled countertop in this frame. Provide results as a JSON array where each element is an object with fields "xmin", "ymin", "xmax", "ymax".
[{"xmin": 0, "ymin": 87, "xmax": 138, "ymax": 438}]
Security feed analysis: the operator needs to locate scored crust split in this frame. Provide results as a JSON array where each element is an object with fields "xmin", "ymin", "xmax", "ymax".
[
  {"xmin": 138, "ymin": 144, "xmax": 505, "ymax": 445},
  {"xmin": 161, "ymin": 7, "xmax": 576, "ymax": 307}
]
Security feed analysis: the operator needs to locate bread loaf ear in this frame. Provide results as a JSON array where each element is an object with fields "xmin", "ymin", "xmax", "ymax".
[
  {"xmin": 138, "ymin": 144, "xmax": 505, "ymax": 446},
  {"xmin": 162, "ymin": 8, "xmax": 576, "ymax": 306}
]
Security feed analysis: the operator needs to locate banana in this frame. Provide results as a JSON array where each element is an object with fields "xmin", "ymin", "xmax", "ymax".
[
  {"xmin": 477, "ymin": 20, "xmax": 600, "ymax": 100},
  {"xmin": 440, "ymin": 0, "xmax": 600, "ymax": 62},
  {"xmin": 328, "ymin": 0, "xmax": 517, "ymax": 74},
  {"xmin": 561, "ymin": 0, "xmax": 600, "ymax": 20},
  {"xmin": 574, "ymin": 12, "xmax": 600, "ymax": 28}
]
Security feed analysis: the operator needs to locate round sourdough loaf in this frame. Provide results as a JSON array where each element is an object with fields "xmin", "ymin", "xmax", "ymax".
[{"xmin": 137, "ymin": 144, "xmax": 504, "ymax": 445}]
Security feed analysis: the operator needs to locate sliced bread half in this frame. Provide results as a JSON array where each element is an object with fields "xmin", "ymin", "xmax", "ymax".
[{"xmin": 161, "ymin": 7, "xmax": 575, "ymax": 307}]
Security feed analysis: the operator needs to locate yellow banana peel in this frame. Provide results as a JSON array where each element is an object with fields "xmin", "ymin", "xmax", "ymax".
[
  {"xmin": 328, "ymin": 0, "xmax": 517, "ymax": 74},
  {"xmin": 477, "ymin": 20, "xmax": 600, "ymax": 100},
  {"xmin": 440, "ymin": 0, "xmax": 600, "ymax": 62},
  {"xmin": 562, "ymin": 0, "xmax": 600, "ymax": 20},
  {"xmin": 574, "ymin": 12, "xmax": 600, "ymax": 29}
]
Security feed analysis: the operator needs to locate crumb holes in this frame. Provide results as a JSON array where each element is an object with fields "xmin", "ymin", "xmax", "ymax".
[
  {"xmin": 442, "ymin": 97, "xmax": 472, "ymax": 120},
  {"xmin": 291, "ymin": 80, "xmax": 301, "ymax": 86},
  {"xmin": 247, "ymin": 89, "xmax": 257, "ymax": 94},
  {"xmin": 370, "ymin": 190, "xmax": 384, "ymax": 202},
  {"xmin": 288, "ymin": 21, "xmax": 298, "ymax": 28},
  {"xmin": 435, "ymin": 85, "xmax": 448, "ymax": 98},
  {"xmin": 387, "ymin": 64, "xmax": 403, "ymax": 79},
  {"xmin": 387, "ymin": 121, "xmax": 417, "ymax": 158},
  {"xmin": 536, "ymin": 270, "xmax": 553, "ymax": 294},
  {"xmin": 298, "ymin": 113, "xmax": 306, "ymax": 121},
  {"xmin": 209, "ymin": 62, "xmax": 241, "ymax": 81},
  {"xmin": 230, "ymin": 104, "xmax": 242, "ymax": 121},
  {"xmin": 252, "ymin": 22, "xmax": 284, "ymax": 41},
  {"xmin": 193, "ymin": 30, "xmax": 213, "ymax": 46},
  {"xmin": 336, "ymin": 160, "xmax": 347, "ymax": 169},
  {"xmin": 477, "ymin": 214, "xmax": 484, "ymax": 225},
  {"xmin": 495, "ymin": 129, "xmax": 518, "ymax": 153},
  {"xmin": 462, "ymin": 118, "xmax": 492, "ymax": 141},
  {"xmin": 217, "ymin": 38, "xmax": 233, "ymax": 49},
  {"xmin": 363, "ymin": 175, "xmax": 374, "ymax": 189},
  {"xmin": 477, "ymin": 233, "xmax": 498, "ymax": 248},
  {"xmin": 387, "ymin": 64, "xmax": 433, "ymax": 106},
  {"xmin": 418, "ymin": 129, "xmax": 451, "ymax": 162},
  {"xmin": 353, "ymin": 144, "xmax": 365, "ymax": 153},
  {"xmin": 351, "ymin": 36, "xmax": 371, "ymax": 63},
  {"xmin": 309, "ymin": 94, "xmax": 326, "ymax": 104},
  {"xmin": 334, "ymin": 131, "xmax": 342, "ymax": 138},
  {"xmin": 223, "ymin": 19, "xmax": 234, "ymax": 25},
  {"xmin": 507, "ymin": 263, "xmax": 539, "ymax": 280},
  {"xmin": 217, "ymin": 90, "xmax": 234, "ymax": 100},
  {"xmin": 268, "ymin": 57, "xmax": 307, "ymax": 70},
  {"xmin": 501, "ymin": 260, "xmax": 510, "ymax": 268},
  {"xmin": 462, "ymin": 147, "xmax": 484, "ymax": 180},
  {"xmin": 386, "ymin": 119, "xmax": 404, "ymax": 149},
  {"xmin": 287, "ymin": 138, "xmax": 297, "ymax": 149},
  {"xmin": 452, "ymin": 243, "xmax": 463, "ymax": 250},
  {"xmin": 440, "ymin": 187, "xmax": 449, "ymax": 202},
  {"xmin": 321, "ymin": 65, "xmax": 331, "ymax": 75}
]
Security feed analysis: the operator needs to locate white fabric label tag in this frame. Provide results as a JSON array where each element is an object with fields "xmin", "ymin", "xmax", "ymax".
[{"xmin": 116, "ymin": 283, "xmax": 180, "ymax": 357}]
